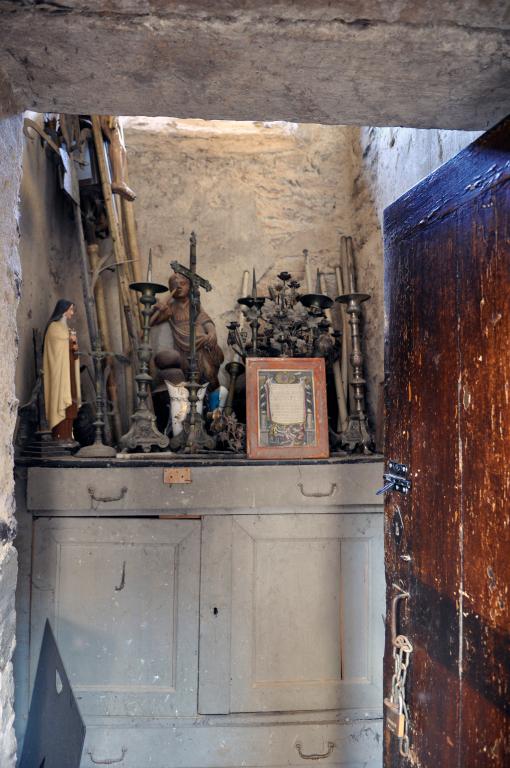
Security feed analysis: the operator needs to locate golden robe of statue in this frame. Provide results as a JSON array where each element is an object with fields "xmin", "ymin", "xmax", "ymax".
[
  {"xmin": 43, "ymin": 318, "xmax": 81, "ymax": 432},
  {"xmin": 150, "ymin": 272, "xmax": 224, "ymax": 390}
]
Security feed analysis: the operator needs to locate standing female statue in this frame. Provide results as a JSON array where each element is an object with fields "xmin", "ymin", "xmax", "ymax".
[{"xmin": 43, "ymin": 300, "xmax": 81, "ymax": 443}]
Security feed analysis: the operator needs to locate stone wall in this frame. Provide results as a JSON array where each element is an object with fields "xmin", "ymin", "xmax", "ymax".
[
  {"xmin": 124, "ymin": 118, "xmax": 387, "ymax": 421},
  {"xmin": 359, "ymin": 127, "xmax": 482, "ymax": 226},
  {"xmin": 0, "ymin": 113, "xmax": 24, "ymax": 768},
  {"xmin": 1, "ymin": 3, "xmax": 508, "ymax": 130},
  {"xmin": 14, "ymin": 119, "xmax": 485, "ymax": 438},
  {"xmin": 125, "ymin": 119, "xmax": 355, "ymax": 336},
  {"xmin": 353, "ymin": 126, "xmax": 482, "ymax": 419}
]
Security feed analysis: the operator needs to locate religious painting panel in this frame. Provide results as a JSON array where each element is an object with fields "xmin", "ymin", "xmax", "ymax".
[{"xmin": 246, "ymin": 357, "xmax": 329, "ymax": 460}]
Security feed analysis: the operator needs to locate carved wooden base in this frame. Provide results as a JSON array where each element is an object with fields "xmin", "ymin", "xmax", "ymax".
[
  {"xmin": 331, "ymin": 415, "xmax": 373, "ymax": 455},
  {"xmin": 169, "ymin": 413, "xmax": 215, "ymax": 453},
  {"xmin": 119, "ymin": 407, "xmax": 170, "ymax": 454},
  {"xmin": 77, "ymin": 439, "xmax": 117, "ymax": 458}
]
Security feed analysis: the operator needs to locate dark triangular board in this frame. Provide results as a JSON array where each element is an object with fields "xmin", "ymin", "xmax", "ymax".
[{"xmin": 19, "ymin": 620, "xmax": 85, "ymax": 768}]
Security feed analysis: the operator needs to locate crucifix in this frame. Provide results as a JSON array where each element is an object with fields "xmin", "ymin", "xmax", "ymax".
[{"xmin": 169, "ymin": 232, "xmax": 215, "ymax": 452}]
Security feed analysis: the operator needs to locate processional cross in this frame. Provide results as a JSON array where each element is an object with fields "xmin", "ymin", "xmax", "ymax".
[{"xmin": 169, "ymin": 232, "xmax": 215, "ymax": 452}]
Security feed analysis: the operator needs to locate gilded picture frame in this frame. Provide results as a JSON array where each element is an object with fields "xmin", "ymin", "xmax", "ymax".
[{"xmin": 246, "ymin": 357, "xmax": 329, "ymax": 460}]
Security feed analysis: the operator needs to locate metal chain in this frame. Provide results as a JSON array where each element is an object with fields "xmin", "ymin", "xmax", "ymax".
[{"xmin": 391, "ymin": 634, "xmax": 413, "ymax": 757}]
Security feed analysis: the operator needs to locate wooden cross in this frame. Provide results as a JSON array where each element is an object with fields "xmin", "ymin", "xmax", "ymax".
[{"xmin": 170, "ymin": 232, "xmax": 212, "ymax": 294}]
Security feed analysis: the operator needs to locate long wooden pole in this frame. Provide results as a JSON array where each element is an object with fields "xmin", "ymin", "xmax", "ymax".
[
  {"xmin": 87, "ymin": 243, "xmax": 123, "ymax": 442},
  {"xmin": 335, "ymin": 263, "xmax": 349, "ymax": 402},
  {"xmin": 304, "ymin": 249, "xmax": 313, "ymax": 293},
  {"xmin": 319, "ymin": 273, "xmax": 348, "ymax": 432},
  {"xmin": 121, "ymin": 197, "xmax": 143, "ymax": 286},
  {"xmin": 91, "ymin": 116, "xmax": 140, "ymax": 417},
  {"xmin": 91, "ymin": 116, "xmax": 140, "ymax": 340},
  {"xmin": 337, "ymin": 236, "xmax": 353, "ymax": 405},
  {"xmin": 65, "ymin": 142, "xmax": 99, "ymax": 346}
]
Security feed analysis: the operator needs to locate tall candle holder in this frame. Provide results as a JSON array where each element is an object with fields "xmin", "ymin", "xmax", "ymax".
[
  {"xmin": 223, "ymin": 358, "xmax": 245, "ymax": 416},
  {"xmin": 77, "ymin": 337, "xmax": 117, "ymax": 457},
  {"xmin": 168, "ymin": 233, "xmax": 215, "ymax": 453},
  {"xmin": 120, "ymin": 266, "xmax": 170, "ymax": 453},
  {"xmin": 237, "ymin": 269, "xmax": 266, "ymax": 355},
  {"xmin": 334, "ymin": 292, "xmax": 373, "ymax": 454}
]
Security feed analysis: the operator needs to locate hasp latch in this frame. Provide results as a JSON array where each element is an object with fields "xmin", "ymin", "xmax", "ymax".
[{"xmin": 376, "ymin": 461, "xmax": 412, "ymax": 495}]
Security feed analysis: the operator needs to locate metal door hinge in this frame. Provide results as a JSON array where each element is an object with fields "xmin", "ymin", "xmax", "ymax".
[{"xmin": 376, "ymin": 461, "xmax": 411, "ymax": 495}]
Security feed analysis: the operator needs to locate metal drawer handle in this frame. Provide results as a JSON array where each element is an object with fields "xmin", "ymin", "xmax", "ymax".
[
  {"xmin": 298, "ymin": 482, "xmax": 337, "ymax": 498},
  {"xmin": 88, "ymin": 486, "xmax": 128, "ymax": 504},
  {"xmin": 87, "ymin": 747, "xmax": 127, "ymax": 765},
  {"xmin": 295, "ymin": 741, "xmax": 335, "ymax": 760}
]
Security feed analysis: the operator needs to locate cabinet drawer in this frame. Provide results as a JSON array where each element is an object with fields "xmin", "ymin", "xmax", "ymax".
[
  {"xmin": 82, "ymin": 719, "xmax": 382, "ymax": 768},
  {"xmin": 27, "ymin": 462, "xmax": 383, "ymax": 513}
]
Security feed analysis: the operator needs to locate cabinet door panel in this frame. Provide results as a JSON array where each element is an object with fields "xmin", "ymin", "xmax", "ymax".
[
  {"xmin": 230, "ymin": 514, "xmax": 383, "ymax": 713},
  {"xmin": 31, "ymin": 518, "xmax": 200, "ymax": 717}
]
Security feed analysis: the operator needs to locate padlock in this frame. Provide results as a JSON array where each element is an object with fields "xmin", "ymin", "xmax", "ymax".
[{"xmin": 384, "ymin": 697, "xmax": 405, "ymax": 738}]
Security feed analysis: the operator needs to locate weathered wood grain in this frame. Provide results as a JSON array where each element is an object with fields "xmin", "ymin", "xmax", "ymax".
[{"xmin": 384, "ymin": 118, "xmax": 510, "ymax": 766}]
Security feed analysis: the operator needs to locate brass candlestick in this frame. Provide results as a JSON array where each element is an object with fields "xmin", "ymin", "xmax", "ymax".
[
  {"xmin": 120, "ymin": 265, "xmax": 170, "ymax": 453},
  {"xmin": 334, "ymin": 292, "xmax": 373, "ymax": 454}
]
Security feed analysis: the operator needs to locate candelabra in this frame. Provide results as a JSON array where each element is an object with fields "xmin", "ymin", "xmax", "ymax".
[
  {"xmin": 77, "ymin": 337, "xmax": 117, "ymax": 457},
  {"xmin": 120, "ymin": 276, "xmax": 170, "ymax": 453},
  {"xmin": 334, "ymin": 292, "xmax": 373, "ymax": 454},
  {"xmin": 228, "ymin": 269, "xmax": 338, "ymax": 361}
]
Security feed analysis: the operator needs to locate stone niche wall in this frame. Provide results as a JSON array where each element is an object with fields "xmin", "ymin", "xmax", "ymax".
[
  {"xmin": 16, "ymin": 113, "xmax": 89, "ymax": 407},
  {"xmin": 353, "ymin": 126, "xmax": 482, "ymax": 418},
  {"xmin": 359, "ymin": 126, "xmax": 482, "ymax": 226},
  {"xmin": 124, "ymin": 117, "xmax": 385, "ymax": 422},
  {"xmin": 0, "ymin": 114, "xmax": 23, "ymax": 768}
]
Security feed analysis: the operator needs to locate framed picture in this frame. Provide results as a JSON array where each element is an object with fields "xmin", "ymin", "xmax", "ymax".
[{"xmin": 246, "ymin": 357, "xmax": 329, "ymax": 460}]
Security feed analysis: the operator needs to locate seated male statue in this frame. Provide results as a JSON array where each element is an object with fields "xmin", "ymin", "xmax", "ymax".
[{"xmin": 150, "ymin": 271, "xmax": 225, "ymax": 432}]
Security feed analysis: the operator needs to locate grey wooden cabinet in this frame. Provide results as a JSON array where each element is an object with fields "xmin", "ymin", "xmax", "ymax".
[
  {"xmin": 31, "ymin": 518, "xmax": 201, "ymax": 719},
  {"xmin": 199, "ymin": 514, "xmax": 383, "ymax": 715},
  {"xmin": 21, "ymin": 461, "xmax": 384, "ymax": 768}
]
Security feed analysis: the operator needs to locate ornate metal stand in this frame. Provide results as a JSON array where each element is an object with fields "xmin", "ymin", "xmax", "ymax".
[
  {"xmin": 169, "ymin": 232, "xmax": 215, "ymax": 453},
  {"xmin": 119, "ymin": 280, "xmax": 169, "ymax": 453},
  {"xmin": 223, "ymin": 359, "xmax": 245, "ymax": 416},
  {"xmin": 236, "ymin": 270, "xmax": 266, "ymax": 355},
  {"xmin": 299, "ymin": 270, "xmax": 337, "ymax": 358},
  {"xmin": 334, "ymin": 292, "xmax": 373, "ymax": 454},
  {"xmin": 77, "ymin": 338, "xmax": 117, "ymax": 457}
]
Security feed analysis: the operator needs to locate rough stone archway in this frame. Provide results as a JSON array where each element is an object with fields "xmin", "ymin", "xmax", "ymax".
[{"xmin": 1, "ymin": 1, "xmax": 509, "ymax": 128}]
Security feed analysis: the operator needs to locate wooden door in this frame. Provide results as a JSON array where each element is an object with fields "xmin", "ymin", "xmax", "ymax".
[
  {"xmin": 384, "ymin": 119, "xmax": 510, "ymax": 766},
  {"xmin": 199, "ymin": 513, "xmax": 384, "ymax": 714},
  {"xmin": 31, "ymin": 518, "xmax": 200, "ymax": 718}
]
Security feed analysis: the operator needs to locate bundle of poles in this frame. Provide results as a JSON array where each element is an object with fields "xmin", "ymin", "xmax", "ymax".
[
  {"xmin": 62, "ymin": 114, "xmax": 145, "ymax": 443},
  {"xmin": 304, "ymin": 236, "xmax": 357, "ymax": 434}
]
